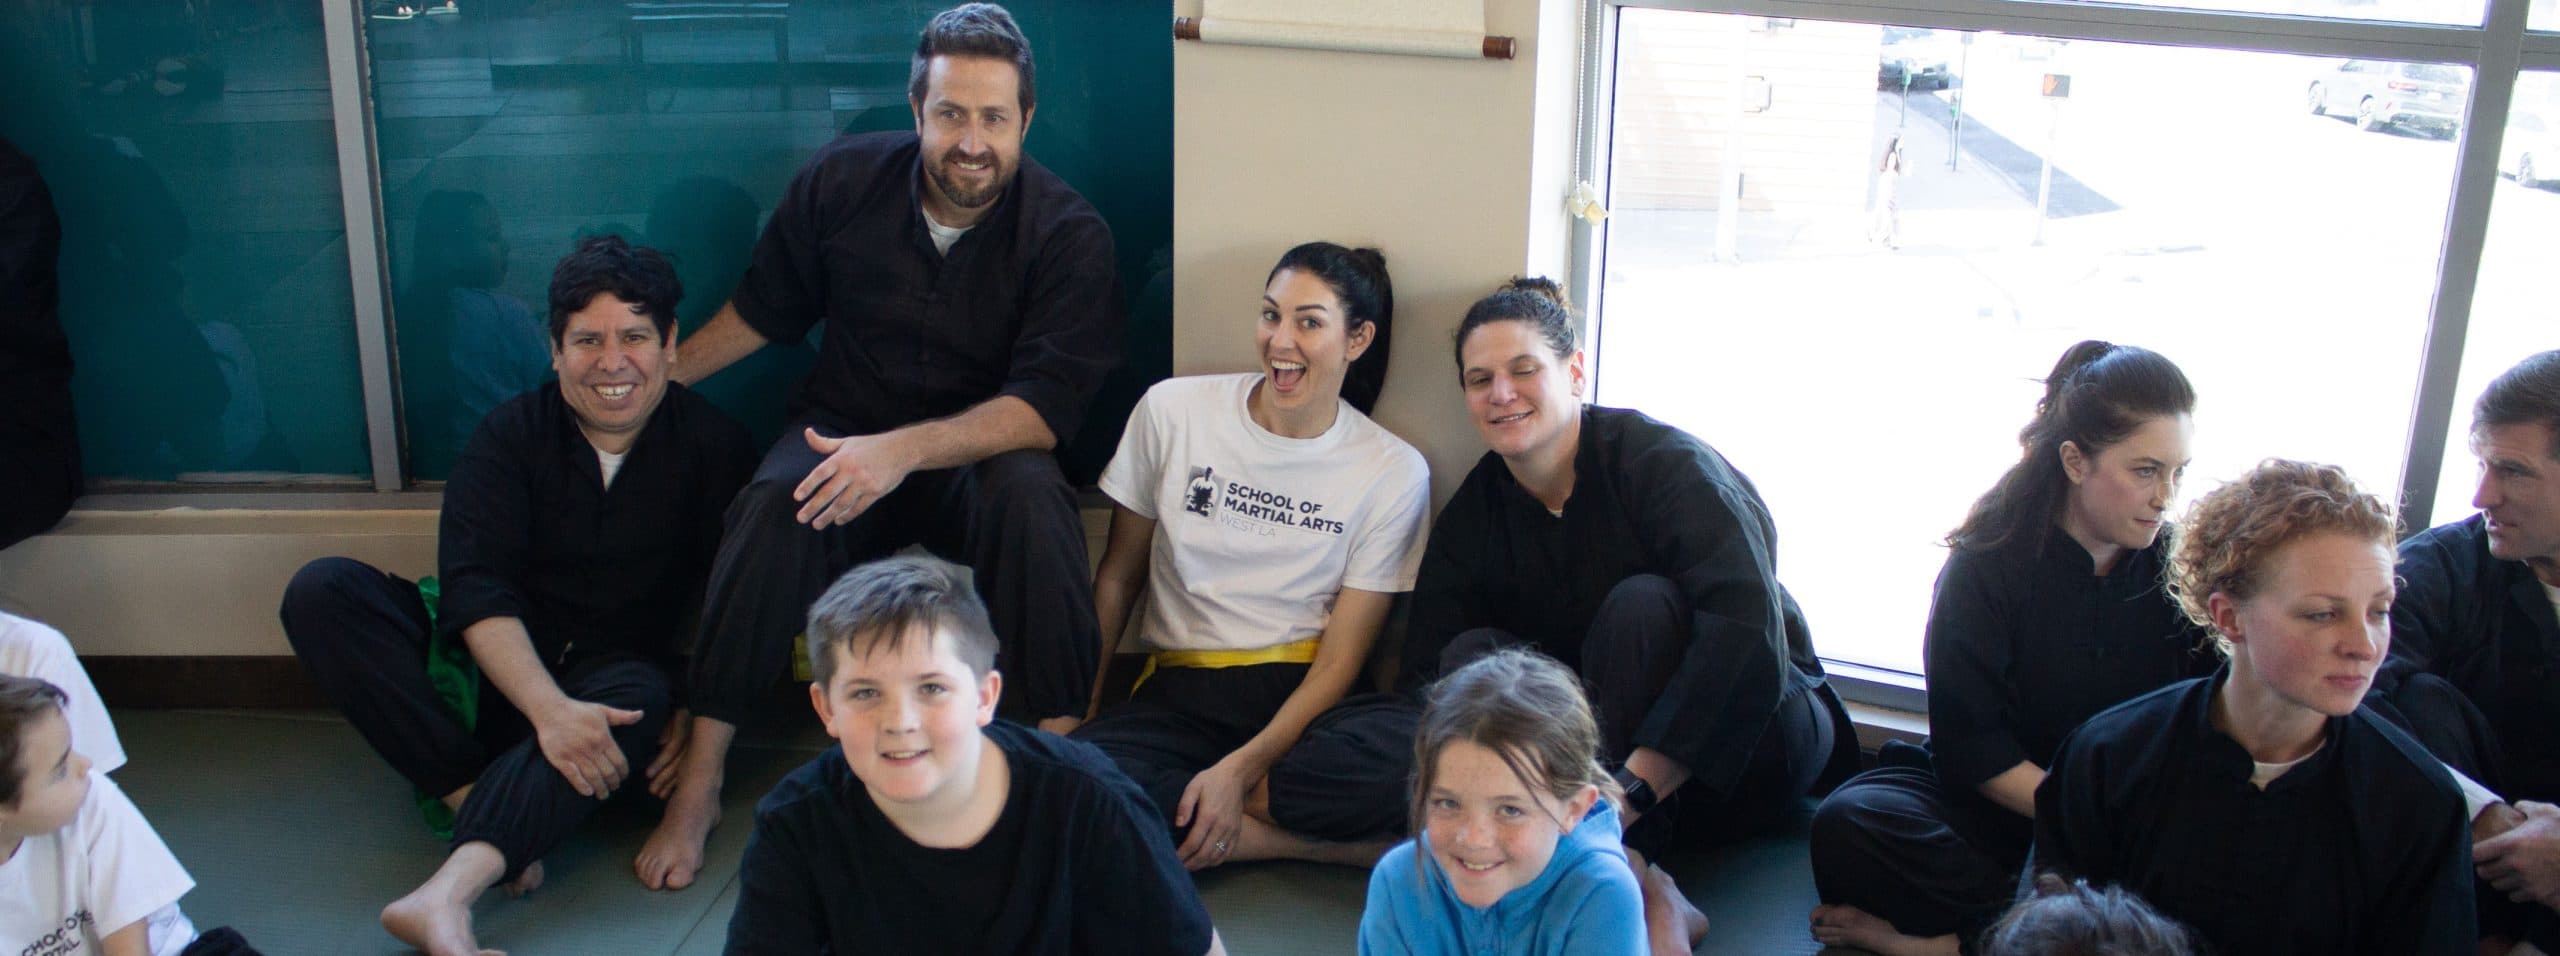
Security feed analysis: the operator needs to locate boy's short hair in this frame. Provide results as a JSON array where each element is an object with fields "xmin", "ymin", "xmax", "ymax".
[
  {"xmin": 0, "ymin": 674, "xmax": 68, "ymax": 806},
  {"xmin": 804, "ymin": 555, "xmax": 999, "ymax": 688}
]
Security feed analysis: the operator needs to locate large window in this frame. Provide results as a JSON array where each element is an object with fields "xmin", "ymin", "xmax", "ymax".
[
  {"xmin": 1587, "ymin": 1, "xmax": 2556, "ymax": 678},
  {"xmin": 2428, "ymin": 68, "xmax": 2560, "ymax": 519}
]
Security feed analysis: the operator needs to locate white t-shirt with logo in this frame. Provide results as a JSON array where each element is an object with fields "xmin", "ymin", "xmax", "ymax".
[
  {"xmin": 0, "ymin": 775, "xmax": 196, "ymax": 956},
  {"xmin": 1100, "ymin": 373, "xmax": 1430, "ymax": 654},
  {"xmin": 0, "ymin": 612, "xmax": 126, "ymax": 775}
]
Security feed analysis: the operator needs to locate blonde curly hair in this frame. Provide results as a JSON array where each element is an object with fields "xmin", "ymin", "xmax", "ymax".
[{"xmin": 2165, "ymin": 459, "xmax": 2396, "ymax": 654}]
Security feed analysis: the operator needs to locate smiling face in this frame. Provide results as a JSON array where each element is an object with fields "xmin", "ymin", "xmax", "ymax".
[
  {"xmin": 2472, "ymin": 423, "xmax": 2560, "ymax": 574},
  {"xmin": 2059, "ymin": 413, "xmax": 2193, "ymax": 565},
  {"xmin": 552, "ymin": 292, "xmax": 673, "ymax": 456},
  {"xmin": 912, "ymin": 54, "xmax": 1030, "ymax": 226},
  {"xmin": 1422, "ymin": 739, "xmax": 1597, "ymax": 909},
  {"xmin": 1458, "ymin": 319, "xmax": 1585, "ymax": 464},
  {"xmin": 0, "ymin": 708, "xmax": 90, "ymax": 840},
  {"xmin": 2213, "ymin": 531, "xmax": 2395, "ymax": 720},
  {"xmin": 810, "ymin": 625, "xmax": 1001, "ymax": 810},
  {"xmin": 1251, "ymin": 268, "xmax": 1371, "ymax": 436}
]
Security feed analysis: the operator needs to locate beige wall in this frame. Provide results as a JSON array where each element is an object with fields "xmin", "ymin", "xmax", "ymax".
[{"xmin": 1173, "ymin": 0, "xmax": 1579, "ymax": 504}]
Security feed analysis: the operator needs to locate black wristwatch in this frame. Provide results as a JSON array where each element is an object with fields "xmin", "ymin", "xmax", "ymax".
[{"xmin": 1613, "ymin": 766, "xmax": 1659, "ymax": 816}]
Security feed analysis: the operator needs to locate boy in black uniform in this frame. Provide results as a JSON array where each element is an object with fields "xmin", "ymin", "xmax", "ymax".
[
  {"xmin": 725, "ymin": 556, "xmax": 1222, "ymax": 955},
  {"xmin": 279, "ymin": 237, "xmax": 753, "ymax": 956}
]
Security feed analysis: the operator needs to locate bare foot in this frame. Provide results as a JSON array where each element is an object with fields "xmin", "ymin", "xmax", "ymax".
[
  {"xmin": 1640, "ymin": 862, "xmax": 1707, "ymax": 955},
  {"xmin": 382, "ymin": 886, "xmax": 501, "ymax": 956},
  {"xmin": 502, "ymin": 861, "xmax": 544, "ymax": 899},
  {"xmin": 637, "ymin": 784, "xmax": 721, "ymax": 890},
  {"xmin": 1808, "ymin": 903, "xmax": 1960, "ymax": 956}
]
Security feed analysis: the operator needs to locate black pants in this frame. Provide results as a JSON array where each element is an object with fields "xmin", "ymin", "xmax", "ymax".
[
  {"xmin": 1074, "ymin": 663, "xmax": 1419, "ymax": 842},
  {"xmin": 688, "ymin": 425, "xmax": 1096, "ymax": 724},
  {"xmin": 1809, "ymin": 751, "xmax": 2029, "ymax": 946},
  {"xmin": 1442, "ymin": 573, "xmax": 1837, "ymax": 858},
  {"xmin": 279, "ymin": 557, "xmax": 672, "ymax": 884}
]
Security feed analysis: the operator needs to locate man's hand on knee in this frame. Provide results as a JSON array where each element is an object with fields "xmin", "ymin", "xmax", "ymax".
[
  {"xmin": 795, "ymin": 428, "xmax": 915, "ymax": 529},
  {"xmin": 534, "ymin": 698, "xmax": 645, "ymax": 798},
  {"xmin": 2478, "ymin": 800, "xmax": 2560, "ymax": 909}
]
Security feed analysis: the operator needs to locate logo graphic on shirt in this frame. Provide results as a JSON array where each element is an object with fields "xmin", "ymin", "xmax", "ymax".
[
  {"xmin": 20, "ymin": 910, "xmax": 94, "ymax": 956},
  {"xmin": 1184, "ymin": 467, "xmax": 1219, "ymax": 518},
  {"xmin": 1185, "ymin": 465, "xmax": 1348, "ymax": 537}
]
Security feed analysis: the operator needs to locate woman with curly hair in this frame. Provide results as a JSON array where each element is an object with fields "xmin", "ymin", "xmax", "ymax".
[{"xmin": 2027, "ymin": 459, "xmax": 2476, "ymax": 955}]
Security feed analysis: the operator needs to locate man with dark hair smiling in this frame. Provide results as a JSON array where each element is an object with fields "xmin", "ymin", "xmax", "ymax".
[
  {"xmin": 639, "ymin": 2, "xmax": 1122, "ymax": 890},
  {"xmin": 278, "ymin": 237, "xmax": 753, "ymax": 956}
]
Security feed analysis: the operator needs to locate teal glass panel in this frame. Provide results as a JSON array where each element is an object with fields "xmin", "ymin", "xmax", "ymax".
[
  {"xmin": 3, "ymin": 2, "xmax": 371, "ymax": 483},
  {"xmin": 368, "ymin": 0, "xmax": 1171, "ymax": 481}
]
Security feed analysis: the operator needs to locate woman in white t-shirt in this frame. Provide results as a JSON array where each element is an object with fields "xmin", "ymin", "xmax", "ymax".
[{"xmin": 1072, "ymin": 242, "xmax": 1431, "ymax": 871}]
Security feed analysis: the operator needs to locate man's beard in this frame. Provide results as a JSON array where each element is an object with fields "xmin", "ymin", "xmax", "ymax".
[{"xmin": 927, "ymin": 149, "xmax": 1008, "ymax": 210}]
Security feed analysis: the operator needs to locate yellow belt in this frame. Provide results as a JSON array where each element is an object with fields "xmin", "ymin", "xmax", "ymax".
[{"xmin": 1132, "ymin": 637, "xmax": 1322, "ymax": 692}]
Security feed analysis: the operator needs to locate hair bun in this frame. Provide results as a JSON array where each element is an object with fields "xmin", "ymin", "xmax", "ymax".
[{"xmin": 1502, "ymin": 276, "xmax": 1567, "ymax": 307}]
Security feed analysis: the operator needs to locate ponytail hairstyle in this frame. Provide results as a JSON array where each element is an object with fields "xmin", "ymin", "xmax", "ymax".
[
  {"xmin": 1407, "ymin": 648, "xmax": 1621, "ymax": 844},
  {"xmin": 1268, "ymin": 242, "xmax": 1394, "ymax": 416},
  {"xmin": 1947, "ymin": 341, "xmax": 2195, "ymax": 552},
  {"xmin": 1452, "ymin": 276, "xmax": 1577, "ymax": 373}
]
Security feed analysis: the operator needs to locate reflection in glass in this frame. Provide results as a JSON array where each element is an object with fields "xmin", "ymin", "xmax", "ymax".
[
  {"xmin": 1600, "ymin": 10, "xmax": 2460, "ymax": 671},
  {"xmin": 1, "ymin": 1, "xmax": 367, "ymax": 483},
  {"xmin": 367, "ymin": 0, "xmax": 1171, "ymax": 481}
]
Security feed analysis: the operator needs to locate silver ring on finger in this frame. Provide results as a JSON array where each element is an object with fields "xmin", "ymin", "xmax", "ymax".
[{"xmin": 1214, "ymin": 840, "xmax": 1230, "ymax": 852}]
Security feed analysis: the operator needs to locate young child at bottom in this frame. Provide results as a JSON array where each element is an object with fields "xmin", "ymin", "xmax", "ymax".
[
  {"xmin": 1359, "ymin": 648, "xmax": 1647, "ymax": 955},
  {"xmin": 1978, "ymin": 873, "xmax": 2197, "ymax": 956},
  {"xmin": 0, "ymin": 674, "xmax": 247, "ymax": 956},
  {"xmin": 723, "ymin": 555, "xmax": 1227, "ymax": 955}
]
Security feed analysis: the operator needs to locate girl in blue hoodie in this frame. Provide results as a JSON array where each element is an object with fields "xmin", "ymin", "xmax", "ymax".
[{"xmin": 1359, "ymin": 648, "xmax": 1648, "ymax": 955}]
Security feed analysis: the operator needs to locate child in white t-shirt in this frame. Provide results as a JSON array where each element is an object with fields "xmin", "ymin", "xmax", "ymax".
[
  {"xmin": 0, "ymin": 674, "xmax": 200, "ymax": 956},
  {"xmin": 0, "ymin": 610, "xmax": 126, "ymax": 775},
  {"xmin": 1073, "ymin": 242, "xmax": 1431, "ymax": 871}
]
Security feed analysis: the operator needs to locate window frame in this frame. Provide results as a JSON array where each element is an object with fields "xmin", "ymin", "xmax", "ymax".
[{"xmin": 1572, "ymin": 0, "xmax": 2560, "ymax": 698}]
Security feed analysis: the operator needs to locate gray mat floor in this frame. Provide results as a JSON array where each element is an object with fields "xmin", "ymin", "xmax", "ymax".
[{"xmin": 109, "ymin": 709, "xmax": 1858, "ymax": 955}]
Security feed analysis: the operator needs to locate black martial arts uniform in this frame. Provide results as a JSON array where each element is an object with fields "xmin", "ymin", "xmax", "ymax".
[
  {"xmin": 2382, "ymin": 514, "xmax": 2560, "ymax": 797},
  {"xmin": 281, "ymin": 384, "xmax": 751, "ymax": 882},
  {"xmin": 2032, "ymin": 673, "xmax": 2478, "ymax": 956},
  {"xmin": 1404, "ymin": 404, "xmax": 1857, "ymax": 855},
  {"xmin": 690, "ymin": 130, "xmax": 1121, "ymax": 725},
  {"xmin": 1809, "ymin": 529, "xmax": 2214, "ymax": 944},
  {"xmin": 725, "ymin": 721, "xmax": 1215, "ymax": 955}
]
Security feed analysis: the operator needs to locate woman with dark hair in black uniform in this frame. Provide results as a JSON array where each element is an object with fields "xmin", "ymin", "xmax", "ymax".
[
  {"xmin": 1403, "ymin": 277, "xmax": 1855, "ymax": 956},
  {"xmin": 1807, "ymin": 341, "xmax": 2212, "ymax": 956}
]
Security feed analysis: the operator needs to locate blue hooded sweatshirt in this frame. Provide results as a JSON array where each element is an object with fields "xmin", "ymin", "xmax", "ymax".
[{"xmin": 1357, "ymin": 799, "xmax": 1647, "ymax": 955}]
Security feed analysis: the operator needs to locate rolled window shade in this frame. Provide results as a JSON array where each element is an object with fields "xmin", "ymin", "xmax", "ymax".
[{"xmin": 1176, "ymin": 0, "xmax": 1512, "ymax": 59}]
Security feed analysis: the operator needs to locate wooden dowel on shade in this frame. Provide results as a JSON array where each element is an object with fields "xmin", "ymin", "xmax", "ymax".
[{"xmin": 1171, "ymin": 15, "xmax": 1516, "ymax": 60}]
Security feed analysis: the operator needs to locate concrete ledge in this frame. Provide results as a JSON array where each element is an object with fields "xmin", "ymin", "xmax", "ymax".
[{"xmin": 0, "ymin": 506, "xmax": 439, "ymax": 657}]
